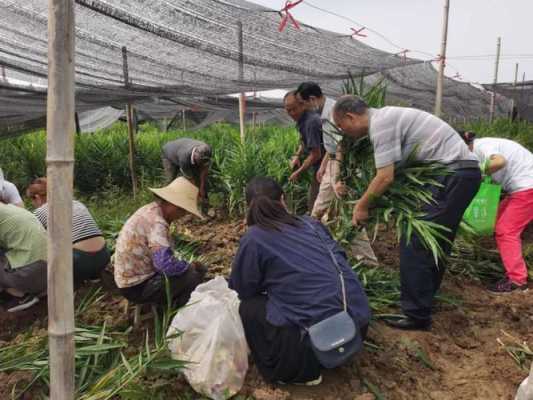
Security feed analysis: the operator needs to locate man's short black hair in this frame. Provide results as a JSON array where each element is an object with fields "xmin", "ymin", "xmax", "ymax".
[{"xmin": 296, "ymin": 82, "xmax": 323, "ymax": 101}]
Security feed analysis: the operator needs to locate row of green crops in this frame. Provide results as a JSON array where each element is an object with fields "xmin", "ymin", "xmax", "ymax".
[
  {"xmin": 463, "ymin": 118, "xmax": 533, "ymax": 149},
  {"xmin": 0, "ymin": 123, "xmax": 310, "ymax": 215}
]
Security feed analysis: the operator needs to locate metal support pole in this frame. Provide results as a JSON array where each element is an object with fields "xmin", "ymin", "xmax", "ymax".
[
  {"xmin": 489, "ymin": 37, "xmax": 502, "ymax": 123},
  {"xmin": 237, "ymin": 21, "xmax": 245, "ymax": 144},
  {"xmin": 434, "ymin": 0, "xmax": 450, "ymax": 118},
  {"xmin": 122, "ymin": 46, "xmax": 138, "ymax": 197},
  {"xmin": 47, "ymin": 0, "xmax": 76, "ymax": 398}
]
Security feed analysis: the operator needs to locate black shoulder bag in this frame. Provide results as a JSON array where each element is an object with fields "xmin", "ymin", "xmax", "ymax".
[{"xmin": 301, "ymin": 218, "xmax": 363, "ymax": 369}]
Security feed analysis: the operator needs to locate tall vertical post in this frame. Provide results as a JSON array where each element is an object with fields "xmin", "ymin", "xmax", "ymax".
[
  {"xmin": 434, "ymin": 0, "xmax": 450, "ymax": 118},
  {"xmin": 237, "ymin": 21, "xmax": 246, "ymax": 144},
  {"xmin": 122, "ymin": 46, "xmax": 138, "ymax": 197},
  {"xmin": 252, "ymin": 71, "xmax": 257, "ymax": 132},
  {"xmin": 74, "ymin": 112, "xmax": 81, "ymax": 134},
  {"xmin": 510, "ymin": 63, "xmax": 519, "ymax": 120},
  {"xmin": 489, "ymin": 37, "xmax": 502, "ymax": 123},
  {"xmin": 47, "ymin": 0, "xmax": 75, "ymax": 399},
  {"xmin": 1, "ymin": 65, "xmax": 6, "ymax": 81}
]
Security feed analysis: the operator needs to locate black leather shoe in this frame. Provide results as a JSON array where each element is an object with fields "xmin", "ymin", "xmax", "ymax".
[{"xmin": 385, "ymin": 316, "xmax": 431, "ymax": 331}]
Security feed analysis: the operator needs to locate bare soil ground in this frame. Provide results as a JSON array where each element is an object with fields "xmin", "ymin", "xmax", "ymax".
[{"xmin": 1, "ymin": 218, "xmax": 532, "ymax": 400}]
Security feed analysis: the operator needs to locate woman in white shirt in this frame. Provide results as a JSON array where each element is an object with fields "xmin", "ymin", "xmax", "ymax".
[
  {"xmin": 0, "ymin": 169, "xmax": 24, "ymax": 208},
  {"xmin": 460, "ymin": 131, "xmax": 533, "ymax": 293}
]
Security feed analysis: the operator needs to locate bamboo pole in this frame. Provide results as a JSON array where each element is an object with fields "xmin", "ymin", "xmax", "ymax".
[
  {"xmin": 122, "ymin": 46, "xmax": 138, "ymax": 197},
  {"xmin": 237, "ymin": 21, "xmax": 245, "ymax": 144},
  {"xmin": 434, "ymin": 0, "xmax": 450, "ymax": 118},
  {"xmin": 489, "ymin": 37, "xmax": 501, "ymax": 123},
  {"xmin": 47, "ymin": 0, "xmax": 76, "ymax": 399}
]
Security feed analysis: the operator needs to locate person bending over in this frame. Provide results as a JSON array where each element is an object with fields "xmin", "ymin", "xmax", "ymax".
[
  {"xmin": 333, "ymin": 96, "xmax": 481, "ymax": 331},
  {"xmin": 161, "ymin": 138, "xmax": 212, "ymax": 213},
  {"xmin": 460, "ymin": 131, "xmax": 533, "ymax": 293}
]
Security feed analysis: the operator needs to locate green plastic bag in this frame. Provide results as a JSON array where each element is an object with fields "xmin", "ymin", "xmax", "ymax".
[{"xmin": 462, "ymin": 176, "xmax": 502, "ymax": 236}]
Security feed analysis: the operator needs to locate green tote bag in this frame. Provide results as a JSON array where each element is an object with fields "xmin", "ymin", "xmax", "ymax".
[{"xmin": 462, "ymin": 176, "xmax": 502, "ymax": 236}]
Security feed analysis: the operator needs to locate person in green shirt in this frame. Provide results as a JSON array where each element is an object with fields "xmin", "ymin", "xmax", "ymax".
[{"xmin": 0, "ymin": 202, "xmax": 47, "ymax": 312}]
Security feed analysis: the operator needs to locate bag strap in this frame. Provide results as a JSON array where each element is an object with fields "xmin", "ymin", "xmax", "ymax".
[{"xmin": 301, "ymin": 218, "xmax": 348, "ymax": 313}]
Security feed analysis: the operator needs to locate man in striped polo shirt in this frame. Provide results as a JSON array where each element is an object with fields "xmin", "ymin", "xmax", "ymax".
[{"xmin": 333, "ymin": 95, "xmax": 481, "ymax": 331}]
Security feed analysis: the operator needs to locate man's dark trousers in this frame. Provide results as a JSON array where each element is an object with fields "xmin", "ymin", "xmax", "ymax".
[{"xmin": 400, "ymin": 168, "xmax": 482, "ymax": 322}]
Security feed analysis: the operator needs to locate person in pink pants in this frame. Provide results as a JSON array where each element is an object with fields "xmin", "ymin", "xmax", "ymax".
[{"xmin": 460, "ymin": 131, "xmax": 533, "ymax": 293}]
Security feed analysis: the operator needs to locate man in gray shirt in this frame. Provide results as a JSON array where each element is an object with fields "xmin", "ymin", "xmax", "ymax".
[
  {"xmin": 333, "ymin": 95, "xmax": 481, "ymax": 331},
  {"xmin": 162, "ymin": 138, "xmax": 212, "ymax": 212}
]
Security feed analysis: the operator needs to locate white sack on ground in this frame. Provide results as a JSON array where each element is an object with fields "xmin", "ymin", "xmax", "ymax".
[{"xmin": 167, "ymin": 276, "xmax": 249, "ymax": 400}]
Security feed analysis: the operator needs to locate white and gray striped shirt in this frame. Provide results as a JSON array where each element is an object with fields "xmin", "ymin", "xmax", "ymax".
[
  {"xmin": 34, "ymin": 200, "xmax": 102, "ymax": 244},
  {"xmin": 368, "ymin": 107, "xmax": 476, "ymax": 169}
]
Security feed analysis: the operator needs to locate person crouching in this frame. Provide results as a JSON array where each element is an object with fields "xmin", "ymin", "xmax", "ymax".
[
  {"xmin": 114, "ymin": 177, "xmax": 207, "ymax": 306},
  {"xmin": 229, "ymin": 177, "xmax": 371, "ymax": 385}
]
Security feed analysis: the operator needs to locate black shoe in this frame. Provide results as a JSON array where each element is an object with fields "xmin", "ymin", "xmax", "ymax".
[
  {"xmin": 385, "ymin": 316, "xmax": 431, "ymax": 331},
  {"xmin": 488, "ymin": 278, "xmax": 528, "ymax": 294}
]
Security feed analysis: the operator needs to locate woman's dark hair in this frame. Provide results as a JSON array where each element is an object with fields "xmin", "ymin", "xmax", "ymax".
[
  {"xmin": 245, "ymin": 177, "xmax": 299, "ymax": 230},
  {"xmin": 457, "ymin": 130, "xmax": 476, "ymax": 145}
]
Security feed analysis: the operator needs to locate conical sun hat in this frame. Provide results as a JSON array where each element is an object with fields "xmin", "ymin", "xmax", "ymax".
[{"xmin": 149, "ymin": 177, "xmax": 204, "ymax": 219}]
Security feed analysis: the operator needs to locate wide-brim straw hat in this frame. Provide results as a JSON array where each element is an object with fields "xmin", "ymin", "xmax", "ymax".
[{"xmin": 149, "ymin": 177, "xmax": 204, "ymax": 219}]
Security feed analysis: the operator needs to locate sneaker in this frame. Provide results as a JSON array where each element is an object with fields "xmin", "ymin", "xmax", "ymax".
[
  {"xmin": 278, "ymin": 375, "xmax": 323, "ymax": 386},
  {"xmin": 488, "ymin": 278, "xmax": 528, "ymax": 294},
  {"xmin": 5, "ymin": 295, "xmax": 39, "ymax": 312},
  {"xmin": 298, "ymin": 375, "xmax": 322, "ymax": 386}
]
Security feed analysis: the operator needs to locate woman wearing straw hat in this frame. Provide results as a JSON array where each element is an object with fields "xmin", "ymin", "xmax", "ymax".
[{"xmin": 114, "ymin": 177, "xmax": 207, "ymax": 305}]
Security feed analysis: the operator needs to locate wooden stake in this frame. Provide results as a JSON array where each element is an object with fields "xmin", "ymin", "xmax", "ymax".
[
  {"xmin": 74, "ymin": 112, "xmax": 81, "ymax": 134},
  {"xmin": 252, "ymin": 71, "xmax": 257, "ymax": 132},
  {"xmin": 237, "ymin": 21, "xmax": 245, "ymax": 144},
  {"xmin": 489, "ymin": 37, "xmax": 501, "ymax": 123},
  {"xmin": 122, "ymin": 46, "xmax": 138, "ymax": 197},
  {"xmin": 47, "ymin": 0, "xmax": 76, "ymax": 399},
  {"xmin": 434, "ymin": 0, "xmax": 450, "ymax": 118}
]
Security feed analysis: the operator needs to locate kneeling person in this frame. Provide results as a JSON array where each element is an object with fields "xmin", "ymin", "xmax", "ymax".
[
  {"xmin": 0, "ymin": 202, "xmax": 47, "ymax": 312},
  {"xmin": 114, "ymin": 178, "xmax": 206, "ymax": 306},
  {"xmin": 27, "ymin": 177, "xmax": 110, "ymax": 285}
]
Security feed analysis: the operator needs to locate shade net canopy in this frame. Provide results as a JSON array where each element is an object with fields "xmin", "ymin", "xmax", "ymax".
[
  {"xmin": 484, "ymin": 81, "xmax": 533, "ymax": 122},
  {"xmin": 0, "ymin": 0, "xmax": 511, "ymax": 136}
]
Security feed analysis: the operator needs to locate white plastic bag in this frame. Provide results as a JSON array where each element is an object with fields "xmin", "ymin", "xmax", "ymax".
[
  {"xmin": 515, "ymin": 363, "xmax": 533, "ymax": 400},
  {"xmin": 167, "ymin": 276, "xmax": 249, "ymax": 400}
]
